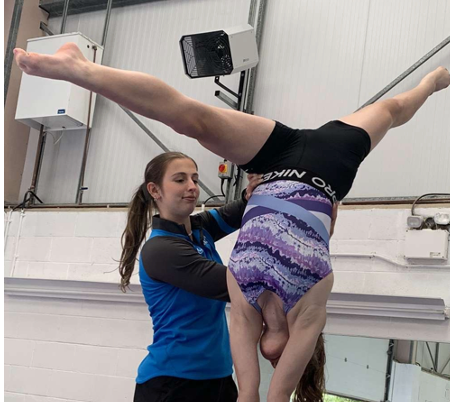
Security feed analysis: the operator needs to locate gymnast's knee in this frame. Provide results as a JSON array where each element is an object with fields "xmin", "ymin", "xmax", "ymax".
[{"xmin": 378, "ymin": 98, "xmax": 405, "ymax": 126}]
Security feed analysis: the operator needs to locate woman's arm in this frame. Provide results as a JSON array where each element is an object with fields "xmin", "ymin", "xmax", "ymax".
[
  {"xmin": 197, "ymin": 174, "xmax": 263, "ymax": 241},
  {"xmin": 141, "ymin": 237, "xmax": 230, "ymax": 302}
]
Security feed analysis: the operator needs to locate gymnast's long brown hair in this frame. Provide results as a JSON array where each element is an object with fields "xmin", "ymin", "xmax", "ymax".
[
  {"xmin": 118, "ymin": 152, "xmax": 197, "ymax": 292},
  {"xmin": 293, "ymin": 333, "xmax": 326, "ymax": 401}
]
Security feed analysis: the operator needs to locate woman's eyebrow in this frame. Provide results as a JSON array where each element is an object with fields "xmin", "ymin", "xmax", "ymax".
[{"xmin": 171, "ymin": 172, "xmax": 199, "ymax": 177}]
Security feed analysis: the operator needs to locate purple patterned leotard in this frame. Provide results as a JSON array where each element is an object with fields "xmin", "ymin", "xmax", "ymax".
[
  {"xmin": 231, "ymin": 120, "xmax": 371, "ymax": 313},
  {"xmin": 229, "ymin": 181, "xmax": 333, "ymax": 313}
]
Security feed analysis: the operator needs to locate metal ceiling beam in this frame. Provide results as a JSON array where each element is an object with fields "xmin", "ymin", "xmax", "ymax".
[
  {"xmin": 5, "ymin": 0, "xmax": 24, "ymax": 105},
  {"xmin": 39, "ymin": 0, "xmax": 169, "ymax": 18}
]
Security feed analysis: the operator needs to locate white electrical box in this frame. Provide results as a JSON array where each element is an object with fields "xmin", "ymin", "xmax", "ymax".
[
  {"xmin": 224, "ymin": 24, "xmax": 259, "ymax": 73},
  {"xmin": 15, "ymin": 32, "xmax": 103, "ymax": 132},
  {"xmin": 405, "ymin": 229, "xmax": 449, "ymax": 260}
]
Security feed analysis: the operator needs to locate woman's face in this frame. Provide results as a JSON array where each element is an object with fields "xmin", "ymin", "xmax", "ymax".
[{"xmin": 148, "ymin": 158, "xmax": 199, "ymax": 223}]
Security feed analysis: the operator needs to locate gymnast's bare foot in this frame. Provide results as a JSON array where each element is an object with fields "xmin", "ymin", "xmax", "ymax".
[
  {"xmin": 421, "ymin": 66, "xmax": 450, "ymax": 94},
  {"xmin": 14, "ymin": 43, "xmax": 88, "ymax": 83},
  {"xmin": 258, "ymin": 291, "xmax": 289, "ymax": 369}
]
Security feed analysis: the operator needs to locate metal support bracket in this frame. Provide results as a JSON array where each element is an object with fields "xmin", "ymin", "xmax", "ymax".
[
  {"xmin": 214, "ymin": 90, "xmax": 238, "ymax": 110},
  {"xmin": 214, "ymin": 71, "xmax": 246, "ymax": 111},
  {"xmin": 39, "ymin": 21, "xmax": 54, "ymax": 36}
]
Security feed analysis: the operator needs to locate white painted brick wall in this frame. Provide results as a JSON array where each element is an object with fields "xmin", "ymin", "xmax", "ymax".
[
  {"xmin": 50, "ymin": 237, "xmax": 94, "ymax": 263},
  {"xmin": 4, "ymin": 339, "xmax": 35, "ymax": 367},
  {"xmin": 4, "ymin": 206, "xmax": 450, "ymax": 301},
  {"xmin": 4, "ymin": 295, "xmax": 149, "ymax": 402},
  {"xmin": 17, "ymin": 237, "xmax": 52, "ymax": 262},
  {"xmin": 4, "ymin": 206, "xmax": 450, "ymax": 401},
  {"xmin": 75, "ymin": 212, "xmax": 122, "ymax": 238}
]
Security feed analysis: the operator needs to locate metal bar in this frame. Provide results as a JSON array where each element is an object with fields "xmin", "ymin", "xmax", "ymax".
[
  {"xmin": 29, "ymin": 125, "xmax": 47, "ymax": 204},
  {"xmin": 120, "ymin": 106, "xmax": 169, "ymax": 152},
  {"xmin": 119, "ymin": 106, "xmax": 216, "ymax": 198},
  {"xmin": 435, "ymin": 343, "xmax": 440, "ymax": 373},
  {"xmin": 231, "ymin": 70, "xmax": 249, "ymax": 201},
  {"xmin": 224, "ymin": 164, "xmax": 236, "ymax": 204},
  {"xmin": 214, "ymin": 77, "xmax": 240, "ymax": 98},
  {"xmin": 4, "ymin": 0, "xmax": 24, "ymax": 105},
  {"xmin": 254, "ymin": 0, "xmax": 267, "ymax": 53},
  {"xmin": 248, "ymin": 0, "xmax": 258, "ymax": 25},
  {"xmin": 426, "ymin": 342, "xmax": 437, "ymax": 371},
  {"xmin": 60, "ymin": 0, "xmax": 70, "ymax": 34},
  {"xmin": 40, "ymin": 0, "xmax": 170, "ymax": 18},
  {"xmin": 214, "ymin": 91, "xmax": 238, "ymax": 110},
  {"xmin": 4, "ymin": 201, "xmax": 225, "ymax": 210},
  {"xmin": 39, "ymin": 21, "xmax": 54, "ymax": 36},
  {"xmin": 358, "ymin": 36, "xmax": 450, "ymax": 110},
  {"xmin": 409, "ymin": 340, "xmax": 417, "ymax": 364},
  {"xmin": 384, "ymin": 339, "xmax": 395, "ymax": 402},
  {"xmin": 440, "ymin": 355, "xmax": 450, "ymax": 374},
  {"xmin": 236, "ymin": 70, "xmax": 247, "ymax": 111},
  {"xmin": 76, "ymin": 47, "xmax": 98, "ymax": 204},
  {"xmin": 101, "ymin": 0, "xmax": 114, "ymax": 47},
  {"xmin": 245, "ymin": 0, "xmax": 268, "ymax": 114},
  {"xmin": 342, "ymin": 196, "xmax": 450, "ymax": 205},
  {"xmin": 76, "ymin": 118, "xmax": 94, "ymax": 204}
]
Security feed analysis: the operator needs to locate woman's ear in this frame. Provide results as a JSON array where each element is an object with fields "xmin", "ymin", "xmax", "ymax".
[{"xmin": 147, "ymin": 182, "xmax": 160, "ymax": 200}]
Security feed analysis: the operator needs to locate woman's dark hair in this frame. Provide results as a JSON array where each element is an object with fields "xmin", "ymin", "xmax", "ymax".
[
  {"xmin": 119, "ymin": 152, "xmax": 197, "ymax": 292},
  {"xmin": 293, "ymin": 333, "xmax": 326, "ymax": 401}
]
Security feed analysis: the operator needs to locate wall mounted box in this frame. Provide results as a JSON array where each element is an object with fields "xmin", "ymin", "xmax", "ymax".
[
  {"xmin": 15, "ymin": 32, "xmax": 103, "ymax": 132},
  {"xmin": 180, "ymin": 24, "xmax": 258, "ymax": 78},
  {"xmin": 405, "ymin": 229, "xmax": 449, "ymax": 260}
]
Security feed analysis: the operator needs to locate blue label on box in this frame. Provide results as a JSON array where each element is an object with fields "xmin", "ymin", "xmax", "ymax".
[{"xmin": 57, "ymin": 109, "xmax": 66, "ymax": 114}]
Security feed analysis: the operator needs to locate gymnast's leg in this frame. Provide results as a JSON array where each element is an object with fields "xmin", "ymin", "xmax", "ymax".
[
  {"xmin": 14, "ymin": 43, "xmax": 274, "ymax": 165},
  {"xmin": 339, "ymin": 67, "xmax": 450, "ymax": 152}
]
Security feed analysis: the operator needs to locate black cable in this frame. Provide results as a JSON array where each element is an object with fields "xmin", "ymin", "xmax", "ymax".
[
  {"xmin": 220, "ymin": 178, "xmax": 226, "ymax": 197},
  {"xmin": 411, "ymin": 193, "xmax": 450, "ymax": 216},
  {"xmin": 12, "ymin": 190, "xmax": 44, "ymax": 211},
  {"xmin": 203, "ymin": 194, "xmax": 225, "ymax": 206},
  {"xmin": 201, "ymin": 178, "xmax": 228, "ymax": 206}
]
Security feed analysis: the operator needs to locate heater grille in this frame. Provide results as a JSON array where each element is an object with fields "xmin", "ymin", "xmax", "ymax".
[{"xmin": 180, "ymin": 30, "xmax": 233, "ymax": 78}]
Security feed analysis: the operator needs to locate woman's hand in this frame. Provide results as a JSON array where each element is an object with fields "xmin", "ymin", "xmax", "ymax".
[
  {"xmin": 330, "ymin": 202, "xmax": 339, "ymax": 238},
  {"xmin": 245, "ymin": 174, "xmax": 263, "ymax": 201}
]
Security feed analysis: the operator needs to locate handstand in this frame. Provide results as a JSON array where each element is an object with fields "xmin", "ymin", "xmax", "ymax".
[{"xmin": 14, "ymin": 43, "xmax": 450, "ymax": 402}]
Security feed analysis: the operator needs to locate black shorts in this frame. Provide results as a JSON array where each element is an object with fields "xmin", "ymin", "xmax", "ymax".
[
  {"xmin": 239, "ymin": 120, "xmax": 371, "ymax": 201},
  {"xmin": 134, "ymin": 375, "xmax": 238, "ymax": 402}
]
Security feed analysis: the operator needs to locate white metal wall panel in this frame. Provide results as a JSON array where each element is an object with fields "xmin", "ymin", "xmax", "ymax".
[
  {"xmin": 418, "ymin": 369, "xmax": 450, "ymax": 402},
  {"xmin": 350, "ymin": 0, "xmax": 450, "ymax": 198},
  {"xmin": 324, "ymin": 335, "xmax": 389, "ymax": 401},
  {"xmin": 253, "ymin": 0, "xmax": 370, "ymax": 127},
  {"xmin": 253, "ymin": 0, "xmax": 449, "ymax": 199},
  {"xmin": 38, "ymin": 130, "xmax": 87, "ymax": 203},
  {"xmin": 34, "ymin": 0, "xmax": 450, "ymax": 202},
  {"xmin": 43, "ymin": 0, "xmax": 250, "ymax": 203}
]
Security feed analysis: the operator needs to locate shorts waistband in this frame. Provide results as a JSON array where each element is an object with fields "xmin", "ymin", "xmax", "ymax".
[{"xmin": 261, "ymin": 168, "xmax": 338, "ymax": 203}]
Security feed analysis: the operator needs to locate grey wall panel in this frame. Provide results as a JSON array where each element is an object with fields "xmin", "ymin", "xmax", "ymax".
[
  {"xmin": 253, "ymin": 0, "xmax": 370, "ymax": 127},
  {"xmin": 325, "ymin": 335, "xmax": 389, "ymax": 401},
  {"xmin": 253, "ymin": 0, "xmax": 449, "ymax": 199},
  {"xmin": 38, "ymin": 130, "xmax": 87, "ymax": 204},
  {"xmin": 349, "ymin": 0, "xmax": 450, "ymax": 198},
  {"xmin": 44, "ymin": 0, "xmax": 250, "ymax": 203},
  {"xmin": 37, "ymin": 0, "xmax": 450, "ymax": 202}
]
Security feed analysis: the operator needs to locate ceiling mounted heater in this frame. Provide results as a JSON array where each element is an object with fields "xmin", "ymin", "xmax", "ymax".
[{"xmin": 180, "ymin": 24, "xmax": 259, "ymax": 78}]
